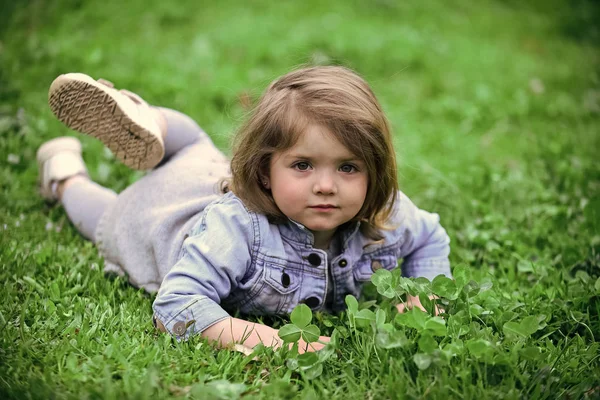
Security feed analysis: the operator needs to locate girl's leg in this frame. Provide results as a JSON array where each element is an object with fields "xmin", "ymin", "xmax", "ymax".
[
  {"xmin": 57, "ymin": 107, "xmax": 214, "ymax": 240},
  {"xmin": 58, "ymin": 176, "xmax": 117, "ymax": 242},
  {"xmin": 37, "ymin": 136, "xmax": 116, "ymax": 243},
  {"xmin": 155, "ymin": 107, "xmax": 215, "ymax": 161},
  {"xmin": 48, "ymin": 73, "xmax": 221, "ymax": 171}
]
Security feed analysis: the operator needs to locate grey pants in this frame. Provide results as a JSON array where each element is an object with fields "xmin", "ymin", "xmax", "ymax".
[{"xmin": 61, "ymin": 108, "xmax": 211, "ymax": 241}]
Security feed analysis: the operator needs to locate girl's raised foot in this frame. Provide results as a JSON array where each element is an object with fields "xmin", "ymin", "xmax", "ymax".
[{"xmin": 48, "ymin": 73, "xmax": 165, "ymax": 170}]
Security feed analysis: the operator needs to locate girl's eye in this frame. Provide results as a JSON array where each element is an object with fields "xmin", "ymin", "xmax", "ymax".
[
  {"xmin": 340, "ymin": 164, "xmax": 357, "ymax": 173},
  {"xmin": 294, "ymin": 162, "xmax": 311, "ymax": 171}
]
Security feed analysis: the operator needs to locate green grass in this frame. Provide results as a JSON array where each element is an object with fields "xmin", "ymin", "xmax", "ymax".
[{"xmin": 1, "ymin": 0, "xmax": 599, "ymax": 398}]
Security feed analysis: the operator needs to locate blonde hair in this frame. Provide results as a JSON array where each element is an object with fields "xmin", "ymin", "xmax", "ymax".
[{"xmin": 226, "ymin": 65, "xmax": 398, "ymax": 240}]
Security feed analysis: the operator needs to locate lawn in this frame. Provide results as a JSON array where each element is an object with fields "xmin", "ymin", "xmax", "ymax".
[{"xmin": 1, "ymin": 0, "xmax": 599, "ymax": 398}]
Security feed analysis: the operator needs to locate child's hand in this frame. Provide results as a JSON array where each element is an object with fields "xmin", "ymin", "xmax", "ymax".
[{"xmin": 396, "ymin": 295, "xmax": 442, "ymax": 315}]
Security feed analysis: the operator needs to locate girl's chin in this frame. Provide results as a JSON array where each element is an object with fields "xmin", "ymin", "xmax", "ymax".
[{"xmin": 305, "ymin": 223, "xmax": 340, "ymax": 234}]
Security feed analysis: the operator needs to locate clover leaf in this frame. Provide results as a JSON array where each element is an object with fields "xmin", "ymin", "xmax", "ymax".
[{"xmin": 278, "ymin": 304, "xmax": 321, "ymax": 344}]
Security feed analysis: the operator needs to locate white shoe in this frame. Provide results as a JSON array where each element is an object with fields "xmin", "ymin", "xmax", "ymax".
[
  {"xmin": 37, "ymin": 137, "xmax": 88, "ymax": 201},
  {"xmin": 48, "ymin": 73, "xmax": 165, "ymax": 170}
]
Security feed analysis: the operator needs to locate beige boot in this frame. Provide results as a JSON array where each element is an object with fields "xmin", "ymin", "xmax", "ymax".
[
  {"xmin": 36, "ymin": 137, "xmax": 88, "ymax": 201},
  {"xmin": 48, "ymin": 73, "xmax": 165, "ymax": 170}
]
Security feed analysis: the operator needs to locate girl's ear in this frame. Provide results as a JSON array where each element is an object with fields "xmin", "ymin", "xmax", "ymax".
[
  {"xmin": 259, "ymin": 157, "xmax": 271, "ymax": 190},
  {"xmin": 259, "ymin": 162, "xmax": 271, "ymax": 189},
  {"xmin": 261, "ymin": 176, "xmax": 271, "ymax": 189}
]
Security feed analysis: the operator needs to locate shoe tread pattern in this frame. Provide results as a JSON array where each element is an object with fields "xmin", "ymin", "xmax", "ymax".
[{"xmin": 48, "ymin": 80, "xmax": 161, "ymax": 170}]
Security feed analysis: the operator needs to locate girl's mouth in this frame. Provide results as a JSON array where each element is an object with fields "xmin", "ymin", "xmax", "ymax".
[{"xmin": 310, "ymin": 205, "xmax": 337, "ymax": 211}]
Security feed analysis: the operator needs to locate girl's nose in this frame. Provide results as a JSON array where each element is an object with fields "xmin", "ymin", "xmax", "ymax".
[{"xmin": 313, "ymin": 172, "xmax": 337, "ymax": 195}]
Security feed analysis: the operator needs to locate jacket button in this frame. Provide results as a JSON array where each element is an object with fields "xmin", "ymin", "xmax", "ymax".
[
  {"xmin": 173, "ymin": 321, "xmax": 187, "ymax": 336},
  {"xmin": 338, "ymin": 259, "xmax": 348, "ymax": 268},
  {"xmin": 303, "ymin": 297, "xmax": 320, "ymax": 309},
  {"xmin": 281, "ymin": 272, "xmax": 291, "ymax": 288},
  {"xmin": 371, "ymin": 260, "xmax": 383, "ymax": 272},
  {"xmin": 307, "ymin": 253, "xmax": 321, "ymax": 266}
]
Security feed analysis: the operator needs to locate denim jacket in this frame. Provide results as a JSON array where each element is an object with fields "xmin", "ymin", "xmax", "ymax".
[{"xmin": 152, "ymin": 191, "xmax": 451, "ymax": 338}]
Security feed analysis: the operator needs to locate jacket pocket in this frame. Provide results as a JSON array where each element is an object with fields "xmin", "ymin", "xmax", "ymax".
[
  {"xmin": 263, "ymin": 262, "xmax": 302, "ymax": 294},
  {"xmin": 353, "ymin": 254, "xmax": 398, "ymax": 282}
]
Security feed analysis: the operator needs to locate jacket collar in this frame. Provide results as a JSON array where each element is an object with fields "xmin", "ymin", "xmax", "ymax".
[{"xmin": 278, "ymin": 218, "xmax": 361, "ymax": 250}]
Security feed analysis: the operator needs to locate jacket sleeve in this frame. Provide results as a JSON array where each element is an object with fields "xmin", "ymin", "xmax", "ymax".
[
  {"xmin": 152, "ymin": 197, "xmax": 256, "ymax": 339},
  {"xmin": 393, "ymin": 191, "xmax": 452, "ymax": 281}
]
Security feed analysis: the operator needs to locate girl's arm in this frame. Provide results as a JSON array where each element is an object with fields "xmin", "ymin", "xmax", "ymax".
[
  {"xmin": 152, "ymin": 196, "xmax": 328, "ymax": 352},
  {"xmin": 155, "ymin": 316, "xmax": 329, "ymax": 353},
  {"xmin": 394, "ymin": 191, "xmax": 452, "ymax": 281},
  {"xmin": 386, "ymin": 191, "xmax": 451, "ymax": 315},
  {"xmin": 200, "ymin": 317, "xmax": 329, "ymax": 352}
]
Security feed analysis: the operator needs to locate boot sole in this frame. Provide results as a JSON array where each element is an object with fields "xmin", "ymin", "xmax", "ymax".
[{"xmin": 48, "ymin": 76, "xmax": 163, "ymax": 170}]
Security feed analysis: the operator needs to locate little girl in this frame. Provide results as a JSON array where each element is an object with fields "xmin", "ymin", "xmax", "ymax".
[{"xmin": 38, "ymin": 66, "xmax": 451, "ymax": 352}]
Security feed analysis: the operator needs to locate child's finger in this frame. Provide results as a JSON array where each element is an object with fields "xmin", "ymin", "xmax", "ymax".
[
  {"xmin": 308, "ymin": 342, "xmax": 326, "ymax": 352},
  {"xmin": 414, "ymin": 303, "xmax": 427, "ymax": 312},
  {"xmin": 300, "ymin": 336, "xmax": 332, "ymax": 353},
  {"xmin": 319, "ymin": 335, "xmax": 331, "ymax": 343}
]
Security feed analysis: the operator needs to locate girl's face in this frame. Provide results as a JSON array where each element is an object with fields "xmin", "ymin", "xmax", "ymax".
[{"xmin": 266, "ymin": 124, "xmax": 368, "ymax": 249}]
